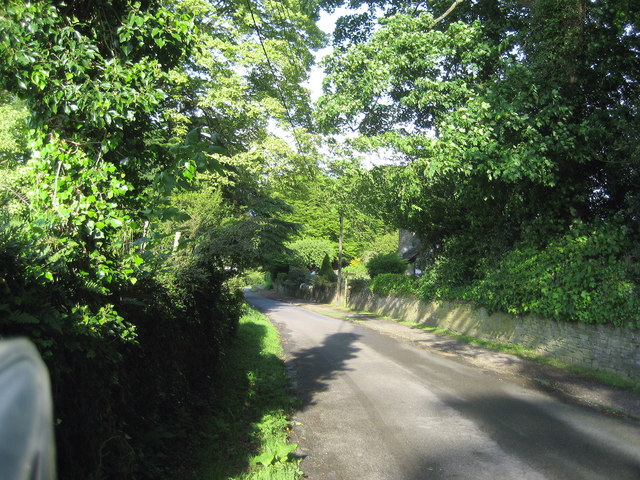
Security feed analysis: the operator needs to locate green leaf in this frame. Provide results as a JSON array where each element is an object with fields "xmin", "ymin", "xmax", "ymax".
[
  {"xmin": 10, "ymin": 312, "xmax": 40, "ymax": 324},
  {"xmin": 253, "ymin": 451, "xmax": 275, "ymax": 467},
  {"xmin": 275, "ymin": 442, "xmax": 298, "ymax": 460}
]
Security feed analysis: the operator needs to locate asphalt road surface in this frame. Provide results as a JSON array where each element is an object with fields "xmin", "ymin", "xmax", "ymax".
[{"xmin": 245, "ymin": 291, "xmax": 640, "ymax": 480}]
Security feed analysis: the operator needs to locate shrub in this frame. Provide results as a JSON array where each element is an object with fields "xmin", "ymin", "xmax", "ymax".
[
  {"xmin": 343, "ymin": 257, "xmax": 369, "ymax": 279},
  {"xmin": 370, "ymin": 273, "xmax": 417, "ymax": 297},
  {"xmin": 312, "ymin": 274, "xmax": 336, "ymax": 287},
  {"xmin": 410, "ymin": 222, "xmax": 640, "ymax": 329},
  {"xmin": 0, "ymin": 221, "xmax": 243, "ymax": 478},
  {"xmin": 273, "ymin": 268, "xmax": 310, "ymax": 290},
  {"xmin": 227, "ymin": 268, "xmax": 266, "ymax": 291},
  {"xmin": 415, "ymin": 263, "xmax": 470, "ymax": 303},
  {"xmin": 366, "ymin": 252, "xmax": 408, "ymax": 278},
  {"xmin": 413, "ymin": 233, "xmax": 485, "ymax": 303},
  {"xmin": 263, "ymin": 271, "xmax": 273, "ymax": 289},
  {"xmin": 283, "ymin": 268, "xmax": 309, "ymax": 287},
  {"xmin": 287, "ymin": 238, "xmax": 336, "ymax": 269},
  {"xmin": 244, "ymin": 269, "xmax": 265, "ymax": 287},
  {"xmin": 275, "ymin": 272, "xmax": 288, "ymax": 285},
  {"xmin": 466, "ymin": 222, "xmax": 640, "ymax": 327},
  {"xmin": 348, "ymin": 278, "xmax": 371, "ymax": 293},
  {"xmin": 319, "ymin": 253, "xmax": 337, "ymax": 282}
]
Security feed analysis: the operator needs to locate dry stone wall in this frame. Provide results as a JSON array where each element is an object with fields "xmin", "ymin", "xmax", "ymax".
[{"xmin": 342, "ymin": 289, "xmax": 640, "ymax": 381}]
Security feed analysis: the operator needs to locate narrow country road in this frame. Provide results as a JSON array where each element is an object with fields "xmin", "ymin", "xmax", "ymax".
[{"xmin": 245, "ymin": 291, "xmax": 640, "ymax": 480}]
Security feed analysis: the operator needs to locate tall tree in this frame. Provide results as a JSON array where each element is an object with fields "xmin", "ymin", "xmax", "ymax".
[{"xmin": 318, "ymin": 0, "xmax": 640, "ymax": 252}]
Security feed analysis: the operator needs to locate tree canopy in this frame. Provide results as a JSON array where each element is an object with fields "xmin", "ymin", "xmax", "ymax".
[
  {"xmin": 315, "ymin": 0, "xmax": 640, "ymax": 328},
  {"xmin": 0, "ymin": 0, "xmax": 328, "ymax": 477}
]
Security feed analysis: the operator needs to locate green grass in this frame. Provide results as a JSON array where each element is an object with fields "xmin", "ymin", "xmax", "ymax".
[
  {"xmin": 194, "ymin": 305, "xmax": 302, "ymax": 480},
  {"xmin": 342, "ymin": 308, "xmax": 640, "ymax": 392}
]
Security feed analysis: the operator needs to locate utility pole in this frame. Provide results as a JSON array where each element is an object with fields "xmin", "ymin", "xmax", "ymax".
[{"xmin": 338, "ymin": 211, "xmax": 344, "ymax": 304}]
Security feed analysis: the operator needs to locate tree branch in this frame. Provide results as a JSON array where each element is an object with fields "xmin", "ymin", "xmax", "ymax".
[{"xmin": 429, "ymin": 0, "xmax": 464, "ymax": 29}]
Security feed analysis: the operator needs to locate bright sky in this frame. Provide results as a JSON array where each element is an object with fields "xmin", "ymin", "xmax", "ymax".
[
  {"xmin": 304, "ymin": 7, "xmax": 367, "ymax": 101},
  {"xmin": 269, "ymin": 8, "xmax": 354, "ymax": 149},
  {"xmin": 273, "ymin": 6, "xmax": 394, "ymax": 168}
]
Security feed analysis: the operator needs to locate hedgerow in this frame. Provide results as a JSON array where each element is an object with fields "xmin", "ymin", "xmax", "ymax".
[
  {"xmin": 366, "ymin": 252, "xmax": 408, "ymax": 278},
  {"xmin": 466, "ymin": 222, "xmax": 640, "ymax": 328},
  {"xmin": 370, "ymin": 273, "xmax": 417, "ymax": 297},
  {"xmin": 411, "ymin": 221, "xmax": 640, "ymax": 329},
  {"xmin": 0, "ymin": 221, "xmax": 242, "ymax": 478}
]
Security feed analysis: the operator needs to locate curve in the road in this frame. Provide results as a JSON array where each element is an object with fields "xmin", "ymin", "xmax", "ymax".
[{"xmin": 246, "ymin": 291, "xmax": 640, "ymax": 480}]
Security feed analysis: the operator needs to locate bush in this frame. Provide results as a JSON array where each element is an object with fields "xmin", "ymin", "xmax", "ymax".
[
  {"xmin": 227, "ymin": 268, "xmax": 266, "ymax": 291},
  {"xmin": 244, "ymin": 269, "xmax": 266, "ymax": 287},
  {"xmin": 415, "ymin": 264, "xmax": 470, "ymax": 303},
  {"xmin": 370, "ymin": 273, "xmax": 417, "ymax": 297},
  {"xmin": 275, "ymin": 271, "xmax": 288, "ymax": 285},
  {"xmin": 319, "ymin": 253, "xmax": 337, "ymax": 282},
  {"xmin": 366, "ymin": 252, "xmax": 408, "ymax": 278},
  {"xmin": 274, "ymin": 268, "xmax": 310, "ymax": 290},
  {"xmin": 284, "ymin": 268, "xmax": 309, "ymax": 287},
  {"xmin": 287, "ymin": 238, "xmax": 336, "ymax": 269},
  {"xmin": 413, "ymin": 234, "xmax": 486, "ymax": 303},
  {"xmin": 343, "ymin": 257, "xmax": 369, "ymax": 279},
  {"xmin": 312, "ymin": 274, "xmax": 336, "ymax": 288},
  {"xmin": 0, "ymin": 221, "xmax": 243, "ymax": 478},
  {"xmin": 348, "ymin": 278, "xmax": 371, "ymax": 293},
  {"xmin": 466, "ymin": 222, "xmax": 640, "ymax": 327},
  {"xmin": 263, "ymin": 271, "xmax": 273, "ymax": 289},
  {"xmin": 413, "ymin": 220, "xmax": 640, "ymax": 328}
]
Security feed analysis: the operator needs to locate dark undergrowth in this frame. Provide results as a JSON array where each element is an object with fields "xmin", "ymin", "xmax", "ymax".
[{"xmin": 179, "ymin": 305, "xmax": 301, "ymax": 480}]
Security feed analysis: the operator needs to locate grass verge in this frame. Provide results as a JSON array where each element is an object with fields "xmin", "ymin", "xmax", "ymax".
[
  {"xmin": 194, "ymin": 304, "xmax": 301, "ymax": 480},
  {"xmin": 394, "ymin": 320, "xmax": 640, "ymax": 392},
  {"xmin": 329, "ymin": 303, "xmax": 640, "ymax": 392}
]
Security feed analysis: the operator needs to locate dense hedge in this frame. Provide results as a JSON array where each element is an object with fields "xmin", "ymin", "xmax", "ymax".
[
  {"xmin": 348, "ymin": 278, "xmax": 371, "ymax": 294},
  {"xmin": 370, "ymin": 273, "xmax": 417, "ymax": 297},
  {"xmin": 362, "ymin": 222, "xmax": 640, "ymax": 329},
  {"xmin": 366, "ymin": 252, "xmax": 408, "ymax": 278},
  {"xmin": 275, "ymin": 268, "xmax": 309, "ymax": 289},
  {"xmin": 466, "ymin": 223, "xmax": 640, "ymax": 328},
  {"xmin": 0, "ymin": 224, "xmax": 242, "ymax": 479}
]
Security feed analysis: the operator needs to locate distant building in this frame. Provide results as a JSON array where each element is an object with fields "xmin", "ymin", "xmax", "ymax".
[{"xmin": 398, "ymin": 230, "xmax": 420, "ymax": 275}]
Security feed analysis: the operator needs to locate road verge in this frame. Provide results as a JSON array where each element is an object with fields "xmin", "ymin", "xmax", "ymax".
[{"xmin": 193, "ymin": 305, "xmax": 302, "ymax": 479}]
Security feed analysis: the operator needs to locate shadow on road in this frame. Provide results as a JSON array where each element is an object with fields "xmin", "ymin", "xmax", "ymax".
[
  {"xmin": 247, "ymin": 291, "xmax": 640, "ymax": 479},
  {"xmin": 245, "ymin": 290, "xmax": 364, "ymax": 410},
  {"xmin": 442, "ymin": 394, "xmax": 640, "ymax": 479},
  {"xmin": 286, "ymin": 332, "xmax": 361, "ymax": 410}
]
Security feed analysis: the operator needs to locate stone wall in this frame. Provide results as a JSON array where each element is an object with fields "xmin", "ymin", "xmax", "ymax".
[{"xmin": 343, "ymin": 289, "xmax": 640, "ymax": 381}]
